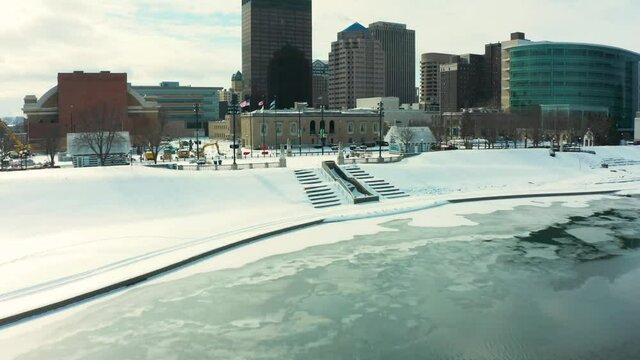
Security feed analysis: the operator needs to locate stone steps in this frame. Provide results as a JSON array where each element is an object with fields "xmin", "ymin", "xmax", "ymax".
[
  {"xmin": 296, "ymin": 168, "xmax": 344, "ymax": 209},
  {"xmin": 344, "ymin": 166, "xmax": 409, "ymax": 200}
]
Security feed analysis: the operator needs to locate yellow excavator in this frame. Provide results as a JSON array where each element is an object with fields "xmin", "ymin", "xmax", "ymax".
[{"xmin": 0, "ymin": 119, "xmax": 31, "ymax": 159}]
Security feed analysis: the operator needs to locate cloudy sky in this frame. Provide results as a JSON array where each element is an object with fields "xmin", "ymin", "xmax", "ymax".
[{"xmin": 1, "ymin": 0, "xmax": 638, "ymax": 116}]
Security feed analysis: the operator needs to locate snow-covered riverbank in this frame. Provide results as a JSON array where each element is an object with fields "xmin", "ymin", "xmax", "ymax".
[{"xmin": 1, "ymin": 146, "xmax": 639, "ymax": 323}]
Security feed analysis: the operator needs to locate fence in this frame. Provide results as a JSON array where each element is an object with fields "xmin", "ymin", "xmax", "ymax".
[
  {"xmin": 147, "ymin": 162, "xmax": 284, "ymax": 171},
  {"xmin": 343, "ymin": 155, "xmax": 404, "ymax": 165}
]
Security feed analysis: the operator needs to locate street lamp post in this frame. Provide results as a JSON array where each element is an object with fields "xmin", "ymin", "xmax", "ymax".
[
  {"xmin": 262, "ymin": 96, "xmax": 266, "ymax": 157},
  {"xmin": 320, "ymin": 105, "xmax": 325, "ymax": 155},
  {"xmin": 378, "ymin": 101, "xmax": 384, "ymax": 161},
  {"xmin": 298, "ymin": 108, "xmax": 302, "ymax": 156},
  {"xmin": 229, "ymin": 95, "xmax": 239, "ymax": 168},
  {"xmin": 193, "ymin": 103, "xmax": 200, "ymax": 161}
]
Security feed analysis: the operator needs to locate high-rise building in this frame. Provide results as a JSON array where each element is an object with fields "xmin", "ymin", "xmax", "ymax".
[
  {"xmin": 484, "ymin": 43, "xmax": 502, "ymax": 108},
  {"xmin": 498, "ymin": 31, "xmax": 640, "ymax": 137},
  {"xmin": 241, "ymin": 0, "xmax": 312, "ymax": 109},
  {"xmin": 369, "ymin": 22, "xmax": 416, "ymax": 105},
  {"xmin": 329, "ymin": 23, "xmax": 385, "ymax": 110},
  {"xmin": 420, "ymin": 53, "xmax": 458, "ymax": 111},
  {"xmin": 500, "ymin": 32, "xmax": 532, "ymax": 112},
  {"xmin": 231, "ymin": 71, "xmax": 244, "ymax": 94},
  {"xmin": 508, "ymin": 42, "xmax": 640, "ymax": 132},
  {"xmin": 440, "ymin": 54, "xmax": 485, "ymax": 112},
  {"xmin": 312, "ymin": 60, "xmax": 329, "ymax": 108}
]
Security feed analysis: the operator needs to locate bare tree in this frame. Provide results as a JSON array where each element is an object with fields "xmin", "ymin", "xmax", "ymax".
[
  {"xmin": 74, "ymin": 105, "xmax": 127, "ymax": 166},
  {"xmin": 397, "ymin": 126, "xmax": 415, "ymax": 153},
  {"xmin": 460, "ymin": 113, "xmax": 475, "ymax": 149},
  {"xmin": 431, "ymin": 114, "xmax": 446, "ymax": 147},
  {"xmin": 0, "ymin": 129, "xmax": 10, "ymax": 161},
  {"xmin": 41, "ymin": 123, "xmax": 63, "ymax": 167},
  {"xmin": 588, "ymin": 115, "xmax": 617, "ymax": 146},
  {"xmin": 144, "ymin": 110, "xmax": 169, "ymax": 164}
]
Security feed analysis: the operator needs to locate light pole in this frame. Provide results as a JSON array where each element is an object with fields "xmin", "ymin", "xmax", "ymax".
[
  {"xmin": 298, "ymin": 107, "xmax": 302, "ymax": 156},
  {"xmin": 320, "ymin": 105, "xmax": 325, "ymax": 155},
  {"xmin": 262, "ymin": 96, "xmax": 266, "ymax": 157},
  {"xmin": 194, "ymin": 103, "xmax": 200, "ymax": 161},
  {"xmin": 378, "ymin": 101, "xmax": 384, "ymax": 161},
  {"xmin": 229, "ymin": 94, "xmax": 239, "ymax": 168}
]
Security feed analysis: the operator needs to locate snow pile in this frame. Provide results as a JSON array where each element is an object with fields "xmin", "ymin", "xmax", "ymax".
[{"xmin": 361, "ymin": 147, "xmax": 640, "ymax": 196}]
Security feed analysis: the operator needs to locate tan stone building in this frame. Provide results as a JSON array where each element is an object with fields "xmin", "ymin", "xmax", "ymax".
[
  {"xmin": 329, "ymin": 23, "xmax": 385, "ymax": 110},
  {"xmin": 210, "ymin": 108, "xmax": 385, "ymax": 150}
]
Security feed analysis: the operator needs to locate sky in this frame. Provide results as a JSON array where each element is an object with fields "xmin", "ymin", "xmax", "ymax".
[{"xmin": 0, "ymin": 0, "xmax": 639, "ymax": 116}]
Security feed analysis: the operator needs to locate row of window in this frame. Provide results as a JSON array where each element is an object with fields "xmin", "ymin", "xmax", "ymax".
[
  {"xmin": 258, "ymin": 121, "xmax": 380, "ymax": 136},
  {"xmin": 512, "ymin": 48, "xmax": 629, "ymax": 59},
  {"xmin": 511, "ymin": 80, "xmax": 629, "ymax": 89}
]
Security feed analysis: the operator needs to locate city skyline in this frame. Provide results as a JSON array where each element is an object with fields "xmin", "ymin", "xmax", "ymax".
[{"xmin": 1, "ymin": 0, "xmax": 639, "ymax": 116}]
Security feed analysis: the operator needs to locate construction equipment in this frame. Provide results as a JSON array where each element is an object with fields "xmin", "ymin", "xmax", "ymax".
[
  {"xmin": 144, "ymin": 151, "xmax": 156, "ymax": 161},
  {"xmin": 0, "ymin": 119, "xmax": 31, "ymax": 159}
]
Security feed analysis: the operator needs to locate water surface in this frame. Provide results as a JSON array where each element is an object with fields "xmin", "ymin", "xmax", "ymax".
[{"xmin": 9, "ymin": 196, "xmax": 640, "ymax": 360}]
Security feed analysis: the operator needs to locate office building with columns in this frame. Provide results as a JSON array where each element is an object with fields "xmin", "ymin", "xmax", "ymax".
[{"xmin": 217, "ymin": 107, "xmax": 384, "ymax": 150}]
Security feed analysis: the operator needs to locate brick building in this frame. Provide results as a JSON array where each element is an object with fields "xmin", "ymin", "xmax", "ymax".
[{"xmin": 23, "ymin": 71, "xmax": 159, "ymax": 149}]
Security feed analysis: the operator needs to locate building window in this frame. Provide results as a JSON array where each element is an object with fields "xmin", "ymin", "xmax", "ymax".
[
  {"xmin": 329, "ymin": 120, "xmax": 335, "ymax": 134},
  {"xmin": 276, "ymin": 122, "xmax": 283, "ymax": 136},
  {"xmin": 373, "ymin": 122, "xmax": 379, "ymax": 134},
  {"xmin": 261, "ymin": 123, "xmax": 268, "ymax": 136},
  {"xmin": 290, "ymin": 123, "xmax": 298, "ymax": 136},
  {"xmin": 360, "ymin": 123, "xmax": 367, "ymax": 134},
  {"xmin": 347, "ymin": 122, "xmax": 354, "ymax": 134},
  {"xmin": 310, "ymin": 120, "xmax": 316, "ymax": 134}
]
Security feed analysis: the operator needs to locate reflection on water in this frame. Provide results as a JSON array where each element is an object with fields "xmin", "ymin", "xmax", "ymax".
[{"xmin": 11, "ymin": 197, "xmax": 640, "ymax": 360}]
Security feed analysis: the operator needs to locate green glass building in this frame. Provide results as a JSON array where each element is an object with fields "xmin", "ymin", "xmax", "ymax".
[
  {"xmin": 132, "ymin": 82, "xmax": 222, "ymax": 137},
  {"xmin": 509, "ymin": 42, "xmax": 640, "ymax": 132}
]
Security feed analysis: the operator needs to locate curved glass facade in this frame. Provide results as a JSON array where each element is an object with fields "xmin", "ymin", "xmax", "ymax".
[{"xmin": 509, "ymin": 43, "xmax": 640, "ymax": 129}]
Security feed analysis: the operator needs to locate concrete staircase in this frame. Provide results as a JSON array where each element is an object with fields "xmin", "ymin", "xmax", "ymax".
[
  {"xmin": 601, "ymin": 158, "xmax": 640, "ymax": 167},
  {"xmin": 295, "ymin": 169, "xmax": 345, "ymax": 209},
  {"xmin": 343, "ymin": 166, "xmax": 409, "ymax": 200}
]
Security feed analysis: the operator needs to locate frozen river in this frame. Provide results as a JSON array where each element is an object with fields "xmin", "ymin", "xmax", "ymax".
[{"xmin": 5, "ymin": 196, "xmax": 640, "ymax": 359}]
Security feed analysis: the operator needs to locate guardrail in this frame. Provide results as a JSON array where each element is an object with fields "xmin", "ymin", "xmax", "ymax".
[
  {"xmin": 322, "ymin": 161, "xmax": 379, "ymax": 204},
  {"xmin": 343, "ymin": 155, "xmax": 404, "ymax": 164},
  {"xmin": 146, "ymin": 162, "xmax": 283, "ymax": 171}
]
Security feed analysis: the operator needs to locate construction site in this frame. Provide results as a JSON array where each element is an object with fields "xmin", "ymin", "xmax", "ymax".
[{"xmin": 0, "ymin": 118, "xmax": 32, "ymax": 170}]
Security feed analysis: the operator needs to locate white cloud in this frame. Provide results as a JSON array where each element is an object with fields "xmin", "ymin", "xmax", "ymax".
[{"xmin": 0, "ymin": 0, "xmax": 638, "ymax": 116}]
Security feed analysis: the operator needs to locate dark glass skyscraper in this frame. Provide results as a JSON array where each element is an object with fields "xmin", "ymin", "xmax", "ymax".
[{"xmin": 242, "ymin": 0, "xmax": 312, "ymax": 109}]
